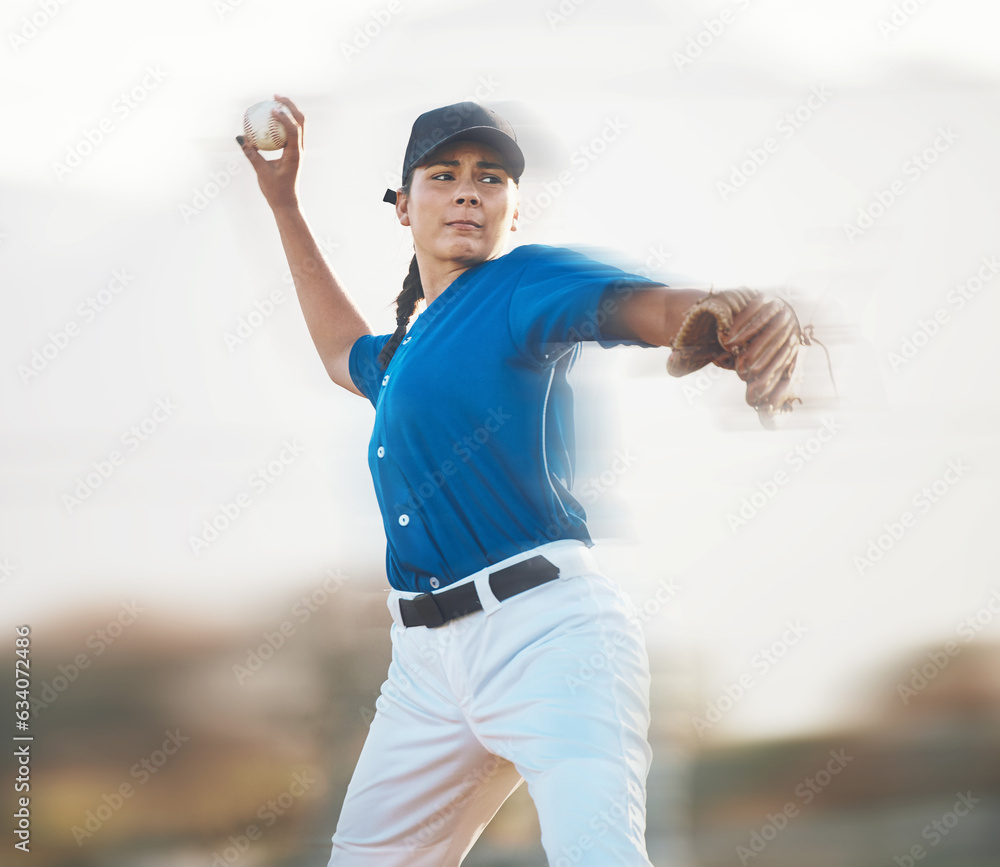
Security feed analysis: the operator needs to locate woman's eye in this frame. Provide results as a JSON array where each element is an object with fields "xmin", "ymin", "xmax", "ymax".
[{"xmin": 428, "ymin": 171, "xmax": 504, "ymax": 184}]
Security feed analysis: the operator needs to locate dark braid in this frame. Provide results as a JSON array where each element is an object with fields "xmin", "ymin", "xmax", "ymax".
[{"xmin": 377, "ymin": 253, "xmax": 424, "ymax": 368}]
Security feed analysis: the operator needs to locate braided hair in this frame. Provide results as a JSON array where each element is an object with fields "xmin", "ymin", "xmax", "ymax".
[
  {"xmin": 377, "ymin": 172, "xmax": 425, "ymax": 369},
  {"xmin": 377, "ymin": 252, "xmax": 423, "ymax": 369}
]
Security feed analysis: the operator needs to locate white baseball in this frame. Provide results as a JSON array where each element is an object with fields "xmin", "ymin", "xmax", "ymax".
[{"xmin": 243, "ymin": 100, "xmax": 289, "ymax": 151}]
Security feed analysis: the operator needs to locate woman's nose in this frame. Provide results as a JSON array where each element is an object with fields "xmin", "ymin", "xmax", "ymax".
[{"xmin": 454, "ymin": 179, "xmax": 479, "ymax": 206}]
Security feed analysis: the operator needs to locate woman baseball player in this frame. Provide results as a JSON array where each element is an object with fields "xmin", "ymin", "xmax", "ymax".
[{"xmin": 239, "ymin": 95, "xmax": 802, "ymax": 866}]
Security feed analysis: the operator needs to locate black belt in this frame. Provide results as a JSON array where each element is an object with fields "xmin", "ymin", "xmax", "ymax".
[{"xmin": 399, "ymin": 555, "xmax": 561, "ymax": 628}]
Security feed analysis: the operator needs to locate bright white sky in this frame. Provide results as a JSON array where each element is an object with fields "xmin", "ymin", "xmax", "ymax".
[{"xmin": 2, "ymin": 0, "xmax": 999, "ymax": 742}]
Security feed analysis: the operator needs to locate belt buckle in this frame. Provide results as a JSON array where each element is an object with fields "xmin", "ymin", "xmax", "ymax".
[{"xmin": 410, "ymin": 592, "xmax": 445, "ymax": 628}]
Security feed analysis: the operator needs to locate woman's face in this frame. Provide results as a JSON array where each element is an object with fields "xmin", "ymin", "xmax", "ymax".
[{"xmin": 396, "ymin": 140, "xmax": 519, "ymax": 270}]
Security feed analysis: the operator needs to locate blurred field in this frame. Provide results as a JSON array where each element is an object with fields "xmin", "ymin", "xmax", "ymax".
[{"xmin": 3, "ymin": 570, "xmax": 999, "ymax": 867}]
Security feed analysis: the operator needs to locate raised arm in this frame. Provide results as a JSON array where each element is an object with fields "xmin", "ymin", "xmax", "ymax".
[{"xmin": 238, "ymin": 95, "xmax": 371, "ymax": 397}]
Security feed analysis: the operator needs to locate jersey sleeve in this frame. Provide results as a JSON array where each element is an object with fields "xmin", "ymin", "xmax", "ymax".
[
  {"xmin": 507, "ymin": 245, "xmax": 662, "ymax": 364},
  {"xmin": 348, "ymin": 333, "xmax": 393, "ymax": 407}
]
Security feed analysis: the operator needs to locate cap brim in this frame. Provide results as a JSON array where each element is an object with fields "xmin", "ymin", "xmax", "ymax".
[{"xmin": 410, "ymin": 126, "xmax": 525, "ymax": 182}]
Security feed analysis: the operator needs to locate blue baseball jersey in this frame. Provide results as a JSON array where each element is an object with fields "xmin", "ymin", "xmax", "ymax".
[{"xmin": 349, "ymin": 243, "xmax": 658, "ymax": 592}]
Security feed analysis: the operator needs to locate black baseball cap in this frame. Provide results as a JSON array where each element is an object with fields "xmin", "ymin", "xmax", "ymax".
[{"xmin": 383, "ymin": 102, "xmax": 525, "ymax": 204}]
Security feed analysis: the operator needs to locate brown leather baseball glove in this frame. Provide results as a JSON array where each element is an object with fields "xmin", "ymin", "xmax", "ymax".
[{"xmin": 667, "ymin": 289, "xmax": 804, "ymax": 427}]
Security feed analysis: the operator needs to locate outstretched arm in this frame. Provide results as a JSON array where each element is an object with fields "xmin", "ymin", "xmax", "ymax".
[
  {"xmin": 601, "ymin": 286, "xmax": 709, "ymax": 346},
  {"xmin": 239, "ymin": 95, "xmax": 371, "ymax": 397},
  {"xmin": 604, "ymin": 285, "xmax": 805, "ymax": 425}
]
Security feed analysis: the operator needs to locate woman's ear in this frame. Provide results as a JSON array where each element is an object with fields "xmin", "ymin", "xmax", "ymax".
[{"xmin": 395, "ymin": 190, "xmax": 409, "ymax": 227}]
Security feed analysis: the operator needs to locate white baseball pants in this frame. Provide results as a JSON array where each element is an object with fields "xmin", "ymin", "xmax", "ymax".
[{"xmin": 328, "ymin": 540, "xmax": 654, "ymax": 866}]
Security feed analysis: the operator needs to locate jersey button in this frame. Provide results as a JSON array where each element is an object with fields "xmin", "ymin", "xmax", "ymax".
[
  {"xmin": 398, "ymin": 514, "xmax": 409, "ymax": 526},
  {"xmin": 429, "ymin": 577, "xmax": 440, "ymax": 589},
  {"xmin": 382, "ymin": 374, "xmax": 390, "ymax": 386},
  {"xmin": 376, "ymin": 446, "xmax": 385, "ymax": 458}
]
